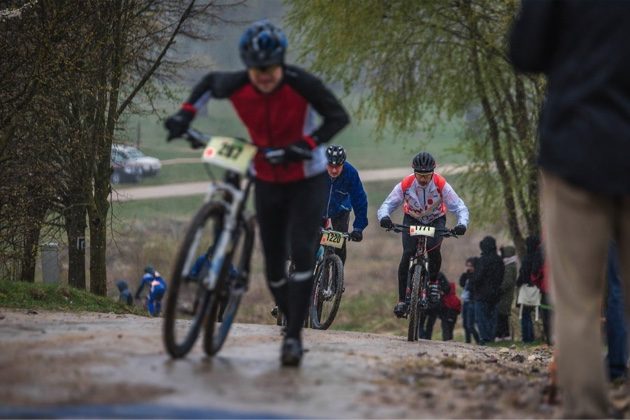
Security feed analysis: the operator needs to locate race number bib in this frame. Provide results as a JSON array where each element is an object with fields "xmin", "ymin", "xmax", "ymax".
[
  {"xmin": 410, "ymin": 225, "xmax": 435, "ymax": 237},
  {"xmin": 202, "ymin": 136, "xmax": 257, "ymax": 175},
  {"xmin": 320, "ymin": 230, "xmax": 345, "ymax": 249}
]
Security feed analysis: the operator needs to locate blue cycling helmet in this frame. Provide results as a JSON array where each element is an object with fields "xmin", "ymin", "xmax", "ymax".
[{"xmin": 239, "ymin": 20, "xmax": 287, "ymax": 68}]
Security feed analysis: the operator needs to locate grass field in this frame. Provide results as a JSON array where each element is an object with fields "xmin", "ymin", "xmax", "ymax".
[{"xmin": 0, "ymin": 280, "xmax": 146, "ymax": 315}]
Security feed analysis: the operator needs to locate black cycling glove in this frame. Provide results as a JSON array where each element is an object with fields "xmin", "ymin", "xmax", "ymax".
[
  {"xmin": 165, "ymin": 109, "xmax": 194, "ymax": 141},
  {"xmin": 380, "ymin": 216, "xmax": 393, "ymax": 229},
  {"xmin": 266, "ymin": 139, "xmax": 314, "ymax": 165},
  {"xmin": 284, "ymin": 139, "xmax": 314, "ymax": 162},
  {"xmin": 453, "ymin": 224, "xmax": 467, "ymax": 236},
  {"xmin": 349, "ymin": 230, "xmax": 363, "ymax": 242}
]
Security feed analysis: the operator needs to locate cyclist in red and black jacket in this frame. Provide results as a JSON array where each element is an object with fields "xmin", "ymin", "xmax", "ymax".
[{"xmin": 165, "ymin": 20, "xmax": 349, "ymax": 367}]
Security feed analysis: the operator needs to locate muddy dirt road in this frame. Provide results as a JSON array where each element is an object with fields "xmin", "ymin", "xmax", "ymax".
[{"xmin": 0, "ymin": 309, "xmax": 558, "ymax": 418}]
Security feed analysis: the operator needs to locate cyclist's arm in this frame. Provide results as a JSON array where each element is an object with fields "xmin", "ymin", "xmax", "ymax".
[
  {"xmin": 284, "ymin": 66, "xmax": 350, "ymax": 145},
  {"xmin": 134, "ymin": 279, "xmax": 147, "ymax": 299},
  {"xmin": 377, "ymin": 183, "xmax": 404, "ymax": 221},
  {"xmin": 441, "ymin": 182, "xmax": 469, "ymax": 227},
  {"xmin": 348, "ymin": 165, "xmax": 369, "ymax": 231},
  {"xmin": 180, "ymin": 71, "xmax": 249, "ymax": 118}
]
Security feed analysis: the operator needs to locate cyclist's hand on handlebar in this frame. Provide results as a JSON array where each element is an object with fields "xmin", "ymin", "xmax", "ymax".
[
  {"xmin": 284, "ymin": 139, "xmax": 313, "ymax": 162},
  {"xmin": 380, "ymin": 216, "xmax": 393, "ymax": 229},
  {"xmin": 453, "ymin": 224, "xmax": 467, "ymax": 236},
  {"xmin": 264, "ymin": 139, "xmax": 314, "ymax": 165},
  {"xmin": 165, "ymin": 109, "xmax": 194, "ymax": 141},
  {"xmin": 264, "ymin": 148, "xmax": 286, "ymax": 165},
  {"xmin": 349, "ymin": 230, "xmax": 363, "ymax": 242}
]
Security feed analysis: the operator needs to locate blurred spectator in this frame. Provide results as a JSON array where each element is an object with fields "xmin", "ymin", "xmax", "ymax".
[
  {"xmin": 459, "ymin": 257, "xmax": 480, "ymax": 344},
  {"xmin": 606, "ymin": 242, "xmax": 627, "ymax": 382},
  {"xmin": 470, "ymin": 236, "xmax": 504, "ymax": 345},
  {"xmin": 496, "ymin": 246, "xmax": 518, "ymax": 340},
  {"xmin": 510, "ymin": 1, "xmax": 630, "ymax": 416},
  {"xmin": 516, "ymin": 235, "xmax": 540, "ymax": 343},
  {"xmin": 419, "ymin": 272, "xmax": 450, "ymax": 340},
  {"xmin": 440, "ymin": 280, "xmax": 461, "ymax": 341},
  {"xmin": 116, "ymin": 280, "xmax": 133, "ymax": 306},
  {"xmin": 135, "ymin": 265, "xmax": 167, "ymax": 317},
  {"xmin": 531, "ymin": 239, "xmax": 551, "ymax": 345}
]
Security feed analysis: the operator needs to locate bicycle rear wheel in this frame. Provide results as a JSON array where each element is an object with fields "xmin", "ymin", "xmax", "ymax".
[
  {"xmin": 310, "ymin": 254, "xmax": 344, "ymax": 330},
  {"xmin": 407, "ymin": 265, "xmax": 423, "ymax": 341},
  {"xmin": 203, "ymin": 214, "xmax": 256, "ymax": 356},
  {"xmin": 163, "ymin": 201, "xmax": 224, "ymax": 358}
]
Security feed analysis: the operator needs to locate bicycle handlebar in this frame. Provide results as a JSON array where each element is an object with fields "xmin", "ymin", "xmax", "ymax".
[
  {"xmin": 175, "ymin": 129, "xmax": 288, "ymax": 163},
  {"xmin": 386, "ymin": 223, "xmax": 458, "ymax": 238},
  {"xmin": 320, "ymin": 228, "xmax": 359, "ymax": 242}
]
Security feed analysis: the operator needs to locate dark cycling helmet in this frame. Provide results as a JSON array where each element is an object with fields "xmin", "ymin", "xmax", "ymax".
[
  {"xmin": 239, "ymin": 20, "xmax": 287, "ymax": 68},
  {"xmin": 412, "ymin": 152, "xmax": 436, "ymax": 173},
  {"xmin": 144, "ymin": 265, "xmax": 155, "ymax": 275},
  {"xmin": 326, "ymin": 145, "xmax": 346, "ymax": 166}
]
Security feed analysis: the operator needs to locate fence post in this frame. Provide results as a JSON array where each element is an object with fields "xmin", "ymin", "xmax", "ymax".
[{"xmin": 41, "ymin": 242, "xmax": 60, "ymax": 284}]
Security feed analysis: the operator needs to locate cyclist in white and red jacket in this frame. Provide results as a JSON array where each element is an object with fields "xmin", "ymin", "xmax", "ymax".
[
  {"xmin": 165, "ymin": 20, "xmax": 349, "ymax": 367},
  {"xmin": 377, "ymin": 152, "xmax": 469, "ymax": 318}
]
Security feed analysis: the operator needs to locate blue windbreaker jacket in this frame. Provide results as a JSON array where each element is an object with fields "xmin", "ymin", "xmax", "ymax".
[{"xmin": 324, "ymin": 162, "xmax": 368, "ymax": 231}]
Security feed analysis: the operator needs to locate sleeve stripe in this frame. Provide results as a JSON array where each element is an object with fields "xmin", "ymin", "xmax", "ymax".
[{"xmin": 181, "ymin": 102, "xmax": 197, "ymax": 114}]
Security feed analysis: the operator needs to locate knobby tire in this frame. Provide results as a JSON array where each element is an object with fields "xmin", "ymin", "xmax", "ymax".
[
  {"xmin": 310, "ymin": 253, "xmax": 344, "ymax": 330},
  {"xmin": 163, "ymin": 202, "xmax": 224, "ymax": 358},
  {"xmin": 202, "ymin": 214, "xmax": 255, "ymax": 356},
  {"xmin": 407, "ymin": 265, "xmax": 423, "ymax": 342}
]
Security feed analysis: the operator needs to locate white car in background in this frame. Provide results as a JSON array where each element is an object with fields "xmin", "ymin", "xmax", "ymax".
[{"xmin": 111, "ymin": 144, "xmax": 162, "ymax": 179}]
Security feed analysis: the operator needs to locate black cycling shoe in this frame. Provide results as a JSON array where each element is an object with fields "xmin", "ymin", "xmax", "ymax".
[
  {"xmin": 271, "ymin": 306, "xmax": 279, "ymax": 318},
  {"xmin": 281, "ymin": 337, "xmax": 303, "ymax": 367},
  {"xmin": 393, "ymin": 301, "xmax": 407, "ymax": 318}
]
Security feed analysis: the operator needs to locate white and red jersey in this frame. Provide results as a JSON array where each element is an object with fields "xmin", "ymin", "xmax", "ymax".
[{"xmin": 377, "ymin": 173, "xmax": 469, "ymax": 226}]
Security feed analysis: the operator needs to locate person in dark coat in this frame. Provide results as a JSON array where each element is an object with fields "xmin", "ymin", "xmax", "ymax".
[
  {"xmin": 440, "ymin": 280, "xmax": 461, "ymax": 341},
  {"xmin": 496, "ymin": 246, "xmax": 518, "ymax": 340},
  {"xmin": 510, "ymin": 1, "xmax": 630, "ymax": 415},
  {"xmin": 516, "ymin": 235, "xmax": 539, "ymax": 343},
  {"xmin": 470, "ymin": 236, "xmax": 504, "ymax": 344},
  {"xmin": 116, "ymin": 280, "xmax": 133, "ymax": 306},
  {"xmin": 459, "ymin": 257, "xmax": 480, "ymax": 344},
  {"xmin": 418, "ymin": 272, "xmax": 450, "ymax": 340}
]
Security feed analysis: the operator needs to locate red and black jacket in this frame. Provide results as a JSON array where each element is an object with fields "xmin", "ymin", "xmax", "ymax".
[{"xmin": 181, "ymin": 65, "xmax": 350, "ymax": 183}]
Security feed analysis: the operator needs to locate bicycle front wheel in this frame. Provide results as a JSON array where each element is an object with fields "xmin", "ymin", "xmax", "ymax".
[
  {"xmin": 310, "ymin": 254, "xmax": 344, "ymax": 330},
  {"xmin": 163, "ymin": 201, "xmax": 224, "ymax": 358},
  {"xmin": 407, "ymin": 264, "xmax": 423, "ymax": 342},
  {"xmin": 203, "ymin": 214, "xmax": 256, "ymax": 356}
]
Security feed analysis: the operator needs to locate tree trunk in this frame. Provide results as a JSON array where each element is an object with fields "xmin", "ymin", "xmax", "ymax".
[
  {"xmin": 20, "ymin": 223, "xmax": 41, "ymax": 283},
  {"xmin": 65, "ymin": 204, "xmax": 87, "ymax": 289},
  {"xmin": 88, "ymin": 198, "xmax": 108, "ymax": 295}
]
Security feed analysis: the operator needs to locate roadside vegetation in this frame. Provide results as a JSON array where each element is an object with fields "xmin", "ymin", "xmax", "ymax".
[{"xmin": 0, "ymin": 280, "xmax": 145, "ymax": 315}]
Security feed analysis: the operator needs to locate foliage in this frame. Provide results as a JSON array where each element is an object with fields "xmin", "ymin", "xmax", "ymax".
[
  {"xmin": 0, "ymin": 279, "xmax": 146, "ymax": 315},
  {"xmin": 0, "ymin": 0, "xmax": 243, "ymax": 291},
  {"xmin": 285, "ymin": 0, "xmax": 545, "ymax": 254}
]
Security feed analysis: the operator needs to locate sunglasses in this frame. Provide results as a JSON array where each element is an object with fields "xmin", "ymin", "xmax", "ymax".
[
  {"xmin": 414, "ymin": 171, "xmax": 433, "ymax": 176},
  {"xmin": 250, "ymin": 64, "xmax": 281, "ymax": 73}
]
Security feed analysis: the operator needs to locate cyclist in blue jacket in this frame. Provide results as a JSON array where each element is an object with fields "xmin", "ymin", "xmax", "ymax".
[
  {"xmin": 135, "ymin": 265, "xmax": 167, "ymax": 317},
  {"xmin": 323, "ymin": 145, "xmax": 368, "ymax": 264}
]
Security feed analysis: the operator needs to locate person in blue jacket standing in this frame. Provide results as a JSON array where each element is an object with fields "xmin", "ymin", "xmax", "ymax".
[
  {"xmin": 135, "ymin": 265, "xmax": 167, "ymax": 317},
  {"xmin": 323, "ymin": 145, "xmax": 368, "ymax": 264}
]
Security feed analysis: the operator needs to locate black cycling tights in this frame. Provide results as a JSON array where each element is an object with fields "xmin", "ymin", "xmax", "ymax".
[
  {"xmin": 255, "ymin": 173, "xmax": 327, "ymax": 340},
  {"xmin": 397, "ymin": 214, "xmax": 445, "ymax": 301}
]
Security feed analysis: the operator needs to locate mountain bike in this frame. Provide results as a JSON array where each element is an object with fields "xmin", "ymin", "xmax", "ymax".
[
  {"xmin": 309, "ymin": 227, "xmax": 351, "ymax": 329},
  {"xmin": 387, "ymin": 223, "xmax": 457, "ymax": 341},
  {"xmin": 163, "ymin": 129, "xmax": 265, "ymax": 358},
  {"xmin": 273, "ymin": 226, "xmax": 354, "ymax": 330}
]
